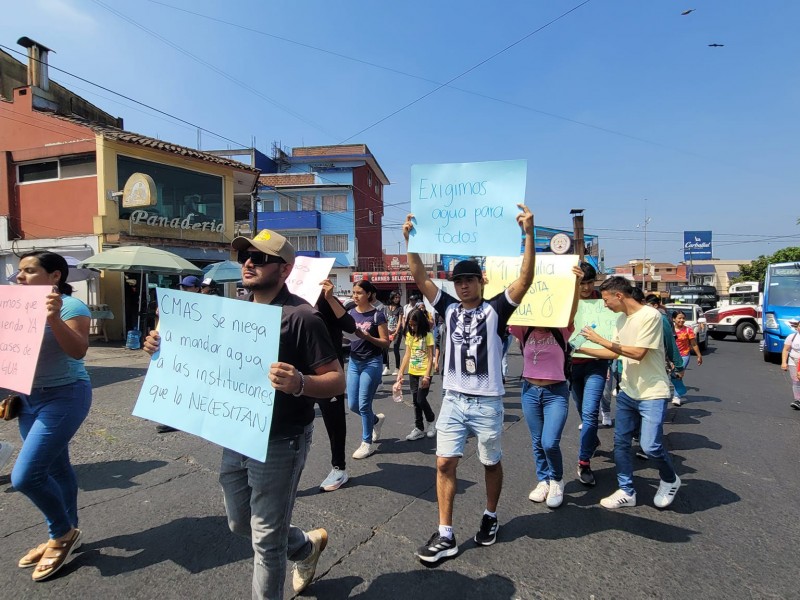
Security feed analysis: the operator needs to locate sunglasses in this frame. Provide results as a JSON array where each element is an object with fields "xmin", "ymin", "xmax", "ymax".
[{"xmin": 237, "ymin": 250, "xmax": 285, "ymax": 266}]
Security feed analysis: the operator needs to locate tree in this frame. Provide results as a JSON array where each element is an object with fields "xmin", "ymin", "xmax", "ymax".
[{"xmin": 734, "ymin": 247, "xmax": 800, "ymax": 286}]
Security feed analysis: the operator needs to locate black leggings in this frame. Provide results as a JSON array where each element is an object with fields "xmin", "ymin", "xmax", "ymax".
[
  {"xmin": 409, "ymin": 375, "xmax": 435, "ymax": 430},
  {"xmin": 317, "ymin": 393, "xmax": 346, "ymax": 470},
  {"xmin": 382, "ymin": 335, "xmax": 403, "ymax": 369}
]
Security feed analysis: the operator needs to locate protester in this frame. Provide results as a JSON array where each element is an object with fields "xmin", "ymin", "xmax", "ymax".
[
  {"xmin": 178, "ymin": 275, "xmax": 201, "ymax": 293},
  {"xmin": 570, "ymin": 262, "xmax": 612, "ymax": 487},
  {"xmin": 383, "ymin": 291, "xmax": 403, "ymax": 375},
  {"xmin": 646, "ymin": 293, "xmax": 668, "ymax": 317},
  {"xmin": 579, "ymin": 276, "xmax": 682, "ymax": 510},
  {"xmin": 347, "ymin": 279, "xmax": 391, "ymax": 459},
  {"xmin": 405, "ymin": 205, "xmax": 536, "ymax": 561},
  {"xmin": 315, "ymin": 279, "xmax": 356, "ymax": 491},
  {"xmin": 395, "ymin": 307, "xmax": 437, "ymax": 441},
  {"xmin": 780, "ymin": 319, "xmax": 800, "ymax": 410},
  {"xmin": 670, "ymin": 311, "xmax": 704, "ymax": 406},
  {"xmin": 512, "ymin": 265, "xmax": 582, "ymax": 508},
  {"xmin": 200, "ymin": 277, "xmax": 219, "ymax": 295},
  {"xmin": 12, "ymin": 250, "xmax": 91, "ymax": 582},
  {"xmin": 144, "ymin": 229, "xmax": 345, "ymax": 599}
]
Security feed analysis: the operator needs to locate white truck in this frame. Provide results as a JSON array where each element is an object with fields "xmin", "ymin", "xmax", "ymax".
[{"xmin": 664, "ymin": 303, "xmax": 708, "ymax": 351}]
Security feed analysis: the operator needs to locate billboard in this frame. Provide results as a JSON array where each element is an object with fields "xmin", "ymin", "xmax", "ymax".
[{"xmin": 684, "ymin": 231, "xmax": 712, "ymax": 261}]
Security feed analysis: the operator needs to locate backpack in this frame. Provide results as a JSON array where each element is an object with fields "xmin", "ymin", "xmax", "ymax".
[{"xmin": 522, "ymin": 327, "xmax": 573, "ymax": 385}]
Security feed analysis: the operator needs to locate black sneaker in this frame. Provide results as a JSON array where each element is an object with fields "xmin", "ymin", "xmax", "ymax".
[
  {"xmin": 791, "ymin": 401, "xmax": 800, "ymax": 410},
  {"xmin": 416, "ymin": 532, "xmax": 458, "ymax": 562},
  {"xmin": 577, "ymin": 464, "xmax": 596, "ymax": 486},
  {"xmin": 635, "ymin": 449, "xmax": 649, "ymax": 460},
  {"xmin": 474, "ymin": 514, "xmax": 499, "ymax": 546},
  {"xmin": 156, "ymin": 424, "xmax": 178, "ymax": 434}
]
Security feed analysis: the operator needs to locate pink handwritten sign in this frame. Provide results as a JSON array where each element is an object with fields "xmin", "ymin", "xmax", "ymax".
[{"xmin": 0, "ymin": 286, "xmax": 49, "ymax": 394}]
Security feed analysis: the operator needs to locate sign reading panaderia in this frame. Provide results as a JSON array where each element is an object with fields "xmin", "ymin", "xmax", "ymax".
[{"xmin": 129, "ymin": 210, "xmax": 224, "ymax": 232}]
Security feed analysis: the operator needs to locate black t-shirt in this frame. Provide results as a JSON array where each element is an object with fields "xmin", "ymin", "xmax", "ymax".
[
  {"xmin": 315, "ymin": 291, "xmax": 356, "ymax": 363},
  {"xmin": 269, "ymin": 286, "xmax": 339, "ymax": 438}
]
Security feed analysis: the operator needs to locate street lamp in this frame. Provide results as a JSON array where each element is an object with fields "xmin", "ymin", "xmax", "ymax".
[{"xmin": 635, "ymin": 202, "xmax": 652, "ymax": 289}]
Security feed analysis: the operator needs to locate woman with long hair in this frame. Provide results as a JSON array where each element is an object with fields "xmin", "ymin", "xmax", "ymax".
[
  {"xmin": 347, "ymin": 280, "xmax": 390, "ymax": 459},
  {"xmin": 395, "ymin": 307, "xmax": 437, "ymax": 440},
  {"xmin": 12, "ymin": 250, "xmax": 92, "ymax": 582}
]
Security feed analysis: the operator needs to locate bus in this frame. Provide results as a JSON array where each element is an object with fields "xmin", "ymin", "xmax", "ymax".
[
  {"xmin": 668, "ymin": 285, "xmax": 719, "ymax": 311},
  {"xmin": 762, "ymin": 262, "xmax": 800, "ymax": 362}
]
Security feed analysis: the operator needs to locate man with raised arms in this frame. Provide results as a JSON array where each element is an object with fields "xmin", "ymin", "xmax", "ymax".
[{"xmin": 403, "ymin": 204, "xmax": 536, "ymax": 562}]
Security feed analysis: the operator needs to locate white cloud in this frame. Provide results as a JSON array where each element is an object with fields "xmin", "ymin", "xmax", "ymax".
[{"xmin": 35, "ymin": 0, "xmax": 98, "ymax": 30}]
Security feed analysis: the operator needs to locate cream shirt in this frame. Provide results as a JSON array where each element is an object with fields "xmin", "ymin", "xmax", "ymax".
[{"xmin": 615, "ymin": 305, "xmax": 671, "ymax": 400}]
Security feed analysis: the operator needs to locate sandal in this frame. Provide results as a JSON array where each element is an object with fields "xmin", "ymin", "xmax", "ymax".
[
  {"xmin": 31, "ymin": 529, "xmax": 82, "ymax": 582},
  {"xmin": 18, "ymin": 542, "xmax": 48, "ymax": 568}
]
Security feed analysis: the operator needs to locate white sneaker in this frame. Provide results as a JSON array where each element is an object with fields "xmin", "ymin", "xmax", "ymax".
[
  {"xmin": 382, "ymin": 366, "xmax": 390, "ymax": 376},
  {"xmin": 371, "ymin": 413, "xmax": 385, "ymax": 442},
  {"xmin": 0, "ymin": 441, "xmax": 14, "ymax": 471},
  {"xmin": 319, "ymin": 468, "xmax": 349, "ymax": 492},
  {"xmin": 352, "ymin": 442, "xmax": 375, "ymax": 459},
  {"xmin": 599, "ymin": 408, "xmax": 612, "ymax": 427},
  {"xmin": 425, "ymin": 421, "xmax": 436, "ymax": 438},
  {"xmin": 405, "ymin": 427, "xmax": 425, "ymax": 441},
  {"xmin": 671, "ymin": 395, "xmax": 682, "ymax": 406},
  {"xmin": 546, "ymin": 479, "xmax": 565, "ymax": 508},
  {"xmin": 291, "ymin": 528, "xmax": 328, "ymax": 593},
  {"xmin": 654, "ymin": 476, "xmax": 681, "ymax": 508},
  {"xmin": 528, "ymin": 480, "xmax": 550, "ymax": 503},
  {"xmin": 578, "ymin": 423, "xmax": 583, "ymax": 430},
  {"xmin": 600, "ymin": 489, "xmax": 637, "ymax": 509},
  {"xmin": 391, "ymin": 369, "xmax": 398, "ymax": 376}
]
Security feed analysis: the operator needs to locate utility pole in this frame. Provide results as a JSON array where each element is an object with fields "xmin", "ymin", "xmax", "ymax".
[{"xmin": 635, "ymin": 201, "xmax": 652, "ymax": 290}]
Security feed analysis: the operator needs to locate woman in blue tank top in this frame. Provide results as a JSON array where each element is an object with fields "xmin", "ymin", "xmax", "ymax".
[{"xmin": 11, "ymin": 251, "xmax": 91, "ymax": 582}]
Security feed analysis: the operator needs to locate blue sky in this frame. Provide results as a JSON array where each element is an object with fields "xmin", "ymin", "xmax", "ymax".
[{"xmin": 3, "ymin": 0, "xmax": 798, "ymax": 268}]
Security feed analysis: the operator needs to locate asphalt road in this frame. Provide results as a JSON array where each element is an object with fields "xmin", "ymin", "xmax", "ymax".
[{"xmin": 0, "ymin": 335, "xmax": 797, "ymax": 599}]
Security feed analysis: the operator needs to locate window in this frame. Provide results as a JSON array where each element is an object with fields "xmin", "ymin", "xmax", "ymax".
[
  {"xmin": 286, "ymin": 234, "xmax": 318, "ymax": 252},
  {"xmin": 117, "ymin": 155, "xmax": 223, "ymax": 225},
  {"xmin": 368, "ymin": 171, "xmax": 372, "ymax": 187},
  {"xmin": 323, "ymin": 234, "xmax": 348, "ymax": 252},
  {"xmin": 322, "ymin": 194, "xmax": 347, "ymax": 212},
  {"xmin": 368, "ymin": 209, "xmax": 374, "ymax": 224},
  {"xmin": 300, "ymin": 195, "xmax": 315, "ymax": 211},
  {"xmin": 650, "ymin": 282, "xmax": 659, "ymax": 291},
  {"xmin": 17, "ymin": 154, "xmax": 96, "ymax": 183},
  {"xmin": 279, "ymin": 196, "xmax": 298, "ymax": 212}
]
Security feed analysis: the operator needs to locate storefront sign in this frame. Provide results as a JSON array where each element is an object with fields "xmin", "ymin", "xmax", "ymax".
[
  {"xmin": 122, "ymin": 173, "xmax": 158, "ymax": 208},
  {"xmin": 352, "ymin": 271, "xmax": 436, "ymax": 283},
  {"xmin": 129, "ymin": 210, "xmax": 224, "ymax": 233}
]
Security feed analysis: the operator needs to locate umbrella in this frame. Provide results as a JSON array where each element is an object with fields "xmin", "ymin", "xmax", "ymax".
[
  {"xmin": 78, "ymin": 246, "xmax": 203, "ymax": 275},
  {"xmin": 78, "ymin": 246, "xmax": 203, "ymax": 332},
  {"xmin": 7, "ymin": 255, "xmax": 100, "ymax": 283},
  {"xmin": 202, "ymin": 260, "xmax": 243, "ymax": 283}
]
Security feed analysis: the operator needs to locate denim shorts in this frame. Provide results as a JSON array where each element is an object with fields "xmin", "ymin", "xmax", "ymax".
[{"xmin": 436, "ymin": 390, "xmax": 504, "ymax": 465}]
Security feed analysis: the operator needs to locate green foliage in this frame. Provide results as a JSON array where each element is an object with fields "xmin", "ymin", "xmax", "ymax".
[{"xmin": 734, "ymin": 247, "xmax": 800, "ymax": 285}]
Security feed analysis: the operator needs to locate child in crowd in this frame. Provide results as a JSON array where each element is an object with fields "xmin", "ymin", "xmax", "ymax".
[{"xmin": 394, "ymin": 308, "xmax": 437, "ymax": 440}]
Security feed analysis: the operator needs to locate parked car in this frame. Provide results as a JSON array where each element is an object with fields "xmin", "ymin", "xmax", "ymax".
[{"xmin": 664, "ymin": 303, "xmax": 708, "ymax": 351}]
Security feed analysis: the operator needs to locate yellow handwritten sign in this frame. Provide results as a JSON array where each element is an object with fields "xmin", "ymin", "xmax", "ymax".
[{"xmin": 484, "ymin": 255, "xmax": 579, "ymax": 327}]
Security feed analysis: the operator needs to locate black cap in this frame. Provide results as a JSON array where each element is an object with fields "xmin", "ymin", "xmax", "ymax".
[{"xmin": 449, "ymin": 260, "xmax": 483, "ymax": 281}]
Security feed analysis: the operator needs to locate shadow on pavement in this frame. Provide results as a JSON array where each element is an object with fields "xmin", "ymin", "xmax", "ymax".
[
  {"xmin": 298, "ymin": 462, "xmax": 449, "ymax": 499},
  {"xmin": 86, "ymin": 366, "xmax": 148, "ymax": 389},
  {"xmin": 64, "ymin": 516, "xmax": 250, "ymax": 577},
  {"xmin": 334, "ymin": 571, "xmax": 518, "ymax": 599},
  {"xmin": 665, "ymin": 431, "xmax": 722, "ymax": 452},
  {"xmin": 501, "ymin": 506, "xmax": 700, "ymax": 544},
  {"xmin": 75, "ymin": 459, "xmax": 169, "ymax": 491},
  {"xmin": 670, "ymin": 407, "xmax": 713, "ymax": 425}
]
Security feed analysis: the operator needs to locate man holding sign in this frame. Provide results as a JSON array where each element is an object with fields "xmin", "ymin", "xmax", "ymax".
[
  {"xmin": 403, "ymin": 204, "xmax": 536, "ymax": 562},
  {"xmin": 143, "ymin": 230, "xmax": 345, "ymax": 599}
]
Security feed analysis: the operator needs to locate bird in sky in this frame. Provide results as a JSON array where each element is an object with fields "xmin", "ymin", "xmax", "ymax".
[
  {"xmin": 681, "ymin": 9, "xmax": 695, "ymax": 15},
  {"xmin": 708, "ymin": 43, "xmax": 725, "ymax": 47}
]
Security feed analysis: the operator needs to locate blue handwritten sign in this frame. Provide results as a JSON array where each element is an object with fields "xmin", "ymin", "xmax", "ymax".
[
  {"xmin": 133, "ymin": 289, "xmax": 281, "ymax": 462},
  {"xmin": 408, "ymin": 159, "xmax": 528, "ymax": 256}
]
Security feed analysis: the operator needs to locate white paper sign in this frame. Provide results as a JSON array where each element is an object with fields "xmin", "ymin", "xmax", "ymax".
[{"xmin": 286, "ymin": 256, "xmax": 336, "ymax": 306}]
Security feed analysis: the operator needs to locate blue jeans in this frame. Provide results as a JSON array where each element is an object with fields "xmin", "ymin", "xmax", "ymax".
[
  {"xmin": 12, "ymin": 380, "xmax": 92, "ymax": 539},
  {"xmin": 671, "ymin": 355, "xmax": 691, "ymax": 397},
  {"xmin": 501, "ymin": 335, "xmax": 513, "ymax": 378},
  {"xmin": 614, "ymin": 392, "xmax": 677, "ymax": 495},
  {"xmin": 436, "ymin": 391, "xmax": 504, "ymax": 465},
  {"xmin": 521, "ymin": 380, "xmax": 570, "ymax": 482},
  {"xmin": 219, "ymin": 425, "xmax": 314, "ymax": 600},
  {"xmin": 347, "ymin": 355, "xmax": 383, "ymax": 442},
  {"xmin": 571, "ymin": 360, "xmax": 610, "ymax": 462}
]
